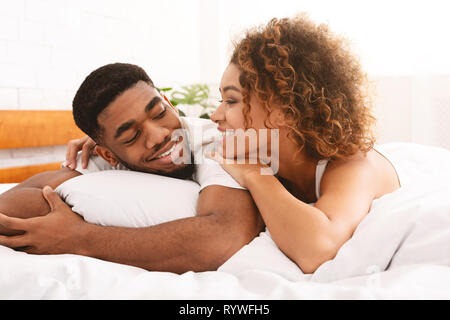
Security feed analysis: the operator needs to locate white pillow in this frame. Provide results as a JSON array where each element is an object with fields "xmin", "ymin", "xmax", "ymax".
[{"xmin": 55, "ymin": 170, "xmax": 200, "ymax": 227}]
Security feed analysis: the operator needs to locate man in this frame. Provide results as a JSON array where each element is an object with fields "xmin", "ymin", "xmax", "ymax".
[{"xmin": 0, "ymin": 63, "xmax": 264, "ymax": 274}]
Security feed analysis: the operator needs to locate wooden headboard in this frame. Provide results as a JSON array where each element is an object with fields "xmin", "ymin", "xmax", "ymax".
[{"xmin": 0, "ymin": 110, "xmax": 85, "ymax": 183}]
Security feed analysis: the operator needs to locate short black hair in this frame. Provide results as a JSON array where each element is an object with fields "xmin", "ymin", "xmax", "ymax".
[{"xmin": 72, "ymin": 63, "xmax": 154, "ymax": 142}]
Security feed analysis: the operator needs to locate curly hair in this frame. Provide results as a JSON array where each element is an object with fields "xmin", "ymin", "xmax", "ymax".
[{"xmin": 230, "ymin": 14, "xmax": 376, "ymax": 161}]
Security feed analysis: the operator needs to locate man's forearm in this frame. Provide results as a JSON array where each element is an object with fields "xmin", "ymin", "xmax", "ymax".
[
  {"xmin": 73, "ymin": 186, "xmax": 263, "ymax": 274},
  {"xmin": 76, "ymin": 213, "xmax": 246, "ymax": 274},
  {"xmin": 0, "ymin": 182, "xmax": 262, "ymax": 274}
]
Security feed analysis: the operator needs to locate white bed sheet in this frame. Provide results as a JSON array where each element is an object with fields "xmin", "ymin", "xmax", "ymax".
[
  {"xmin": 1, "ymin": 142, "xmax": 450, "ymax": 299},
  {"xmin": 1, "ymin": 242, "xmax": 449, "ymax": 299}
]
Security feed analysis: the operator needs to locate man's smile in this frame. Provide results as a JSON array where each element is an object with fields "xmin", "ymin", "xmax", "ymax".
[{"xmin": 144, "ymin": 136, "xmax": 184, "ymax": 164}]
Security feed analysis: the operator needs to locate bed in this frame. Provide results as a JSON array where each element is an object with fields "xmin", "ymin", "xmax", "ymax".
[
  {"xmin": 0, "ymin": 110, "xmax": 84, "ymax": 183},
  {"xmin": 1, "ymin": 110, "xmax": 450, "ymax": 300}
]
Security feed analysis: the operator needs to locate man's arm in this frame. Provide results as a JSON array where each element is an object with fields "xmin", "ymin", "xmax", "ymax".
[
  {"xmin": 0, "ymin": 167, "xmax": 80, "ymax": 235},
  {"xmin": 81, "ymin": 186, "xmax": 264, "ymax": 273},
  {"xmin": 0, "ymin": 185, "xmax": 264, "ymax": 273}
]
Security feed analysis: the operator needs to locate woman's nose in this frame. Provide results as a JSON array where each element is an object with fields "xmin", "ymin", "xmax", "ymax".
[{"xmin": 211, "ymin": 104, "xmax": 224, "ymax": 123}]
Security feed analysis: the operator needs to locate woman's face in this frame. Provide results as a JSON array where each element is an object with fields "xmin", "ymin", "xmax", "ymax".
[
  {"xmin": 211, "ymin": 63, "xmax": 248, "ymax": 131},
  {"xmin": 211, "ymin": 63, "xmax": 283, "ymax": 160}
]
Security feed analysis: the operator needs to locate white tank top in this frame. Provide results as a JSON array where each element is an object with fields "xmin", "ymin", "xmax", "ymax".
[{"xmin": 314, "ymin": 145, "xmax": 401, "ymax": 200}]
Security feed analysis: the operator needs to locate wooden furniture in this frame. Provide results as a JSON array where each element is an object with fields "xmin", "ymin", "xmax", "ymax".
[{"xmin": 0, "ymin": 110, "xmax": 84, "ymax": 183}]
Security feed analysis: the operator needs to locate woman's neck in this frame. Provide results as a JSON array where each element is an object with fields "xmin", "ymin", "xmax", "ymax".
[{"xmin": 275, "ymin": 151, "xmax": 318, "ymax": 202}]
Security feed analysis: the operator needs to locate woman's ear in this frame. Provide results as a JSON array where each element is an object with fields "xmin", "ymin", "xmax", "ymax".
[
  {"xmin": 95, "ymin": 145, "xmax": 119, "ymax": 167},
  {"xmin": 268, "ymin": 108, "xmax": 286, "ymax": 128}
]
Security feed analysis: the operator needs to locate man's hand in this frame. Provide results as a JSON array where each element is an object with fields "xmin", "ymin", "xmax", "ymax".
[
  {"xmin": 0, "ymin": 184, "xmax": 263, "ymax": 273},
  {"xmin": 0, "ymin": 186, "xmax": 86, "ymax": 254}
]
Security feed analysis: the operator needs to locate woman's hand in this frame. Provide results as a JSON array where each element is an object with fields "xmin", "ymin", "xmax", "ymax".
[
  {"xmin": 207, "ymin": 151, "xmax": 272, "ymax": 188},
  {"xmin": 65, "ymin": 136, "xmax": 97, "ymax": 170}
]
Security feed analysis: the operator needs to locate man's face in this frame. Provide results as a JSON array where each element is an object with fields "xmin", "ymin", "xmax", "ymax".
[{"xmin": 96, "ymin": 81, "xmax": 193, "ymax": 178}]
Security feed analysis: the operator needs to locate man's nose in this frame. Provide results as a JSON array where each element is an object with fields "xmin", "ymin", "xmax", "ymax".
[{"xmin": 143, "ymin": 122, "xmax": 170, "ymax": 150}]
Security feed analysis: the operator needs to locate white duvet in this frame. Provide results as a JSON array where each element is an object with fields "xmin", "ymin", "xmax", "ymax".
[{"xmin": 1, "ymin": 142, "xmax": 450, "ymax": 299}]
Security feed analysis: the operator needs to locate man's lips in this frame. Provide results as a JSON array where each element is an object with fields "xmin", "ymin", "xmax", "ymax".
[
  {"xmin": 145, "ymin": 137, "xmax": 184, "ymax": 163},
  {"xmin": 145, "ymin": 141, "xmax": 175, "ymax": 163}
]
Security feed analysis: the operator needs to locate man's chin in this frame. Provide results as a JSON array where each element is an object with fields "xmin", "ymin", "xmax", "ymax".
[
  {"xmin": 121, "ymin": 161, "xmax": 195, "ymax": 180},
  {"xmin": 151, "ymin": 164, "xmax": 195, "ymax": 180},
  {"xmin": 114, "ymin": 152, "xmax": 195, "ymax": 180}
]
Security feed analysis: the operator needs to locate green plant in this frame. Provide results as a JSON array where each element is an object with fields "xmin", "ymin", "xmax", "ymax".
[{"xmin": 159, "ymin": 84, "xmax": 216, "ymax": 119}]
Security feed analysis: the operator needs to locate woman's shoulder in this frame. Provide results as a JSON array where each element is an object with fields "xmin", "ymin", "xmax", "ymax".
[
  {"xmin": 322, "ymin": 149, "xmax": 399, "ymax": 198},
  {"xmin": 324, "ymin": 150, "xmax": 372, "ymax": 173}
]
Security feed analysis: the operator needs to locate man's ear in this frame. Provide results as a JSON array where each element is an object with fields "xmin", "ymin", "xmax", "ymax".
[{"xmin": 95, "ymin": 145, "xmax": 119, "ymax": 167}]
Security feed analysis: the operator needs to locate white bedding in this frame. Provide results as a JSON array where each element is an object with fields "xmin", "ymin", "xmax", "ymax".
[{"xmin": 1, "ymin": 142, "xmax": 450, "ymax": 299}]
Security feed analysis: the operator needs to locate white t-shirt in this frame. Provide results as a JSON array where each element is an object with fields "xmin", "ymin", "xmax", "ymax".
[{"xmin": 70, "ymin": 117, "xmax": 245, "ymax": 191}]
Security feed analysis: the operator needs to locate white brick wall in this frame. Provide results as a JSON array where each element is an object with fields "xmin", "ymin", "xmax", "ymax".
[
  {"xmin": 372, "ymin": 74, "xmax": 450, "ymax": 150},
  {"xmin": 0, "ymin": 0, "xmax": 449, "ymax": 170},
  {"xmin": 0, "ymin": 146, "xmax": 66, "ymax": 169},
  {"xmin": 0, "ymin": 0, "xmax": 205, "ymax": 168},
  {"xmin": 0, "ymin": 0, "xmax": 204, "ymax": 111},
  {"xmin": 0, "ymin": 16, "xmax": 19, "ymax": 41},
  {"xmin": 0, "ymin": 87, "xmax": 17, "ymax": 109},
  {"xmin": 0, "ymin": 40, "xmax": 7, "ymax": 62}
]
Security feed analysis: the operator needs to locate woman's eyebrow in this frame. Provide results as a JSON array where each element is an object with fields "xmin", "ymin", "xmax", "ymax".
[{"xmin": 221, "ymin": 85, "xmax": 241, "ymax": 94}]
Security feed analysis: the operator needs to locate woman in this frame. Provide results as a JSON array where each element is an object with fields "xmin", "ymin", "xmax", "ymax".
[
  {"xmin": 66, "ymin": 15, "xmax": 400, "ymax": 273},
  {"xmin": 207, "ymin": 15, "xmax": 400, "ymax": 273}
]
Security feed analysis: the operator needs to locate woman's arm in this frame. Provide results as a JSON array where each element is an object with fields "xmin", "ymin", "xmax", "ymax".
[
  {"xmin": 243, "ymin": 160, "xmax": 376, "ymax": 273},
  {"xmin": 65, "ymin": 136, "xmax": 97, "ymax": 170}
]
